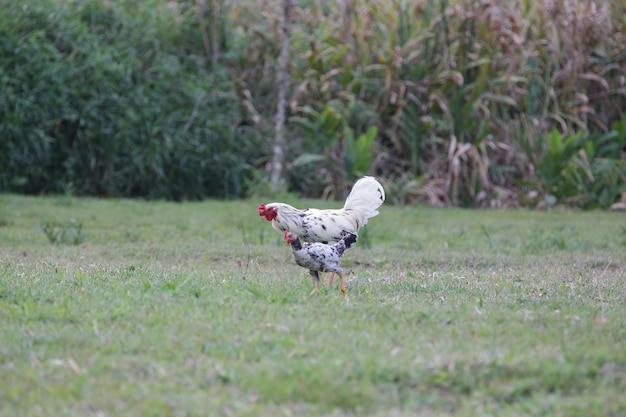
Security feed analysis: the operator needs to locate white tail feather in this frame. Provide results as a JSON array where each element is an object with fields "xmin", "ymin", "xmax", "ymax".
[{"xmin": 342, "ymin": 176, "xmax": 385, "ymax": 224}]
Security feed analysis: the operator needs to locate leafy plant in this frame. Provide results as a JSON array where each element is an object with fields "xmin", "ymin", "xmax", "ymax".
[
  {"xmin": 288, "ymin": 100, "xmax": 378, "ymax": 193},
  {"xmin": 0, "ymin": 0, "xmax": 263, "ymax": 200},
  {"xmin": 2, "ymin": 0, "xmax": 625, "ymax": 207},
  {"xmin": 344, "ymin": 125, "xmax": 377, "ymax": 180},
  {"xmin": 584, "ymin": 117, "xmax": 626, "ymax": 208},
  {"xmin": 535, "ymin": 117, "xmax": 626, "ymax": 208},
  {"xmin": 536, "ymin": 129, "xmax": 589, "ymax": 205}
]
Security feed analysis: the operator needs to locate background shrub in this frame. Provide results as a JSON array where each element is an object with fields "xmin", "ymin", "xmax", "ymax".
[
  {"xmin": 1, "ymin": 0, "xmax": 625, "ymax": 207},
  {"xmin": 0, "ymin": 0, "xmax": 264, "ymax": 200},
  {"xmin": 230, "ymin": 0, "xmax": 626, "ymax": 207}
]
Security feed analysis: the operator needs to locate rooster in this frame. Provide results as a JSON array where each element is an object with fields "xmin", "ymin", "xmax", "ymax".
[
  {"xmin": 283, "ymin": 230, "xmax": 357, "ymax": 295},
  {"xmin": 259, "ymin": 176, "xmax": 385, "ymax": 244}
]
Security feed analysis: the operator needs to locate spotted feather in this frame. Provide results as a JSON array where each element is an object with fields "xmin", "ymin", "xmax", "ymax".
[{"xmin": 258, "ymin": 176, "xmax": 385, "ymax": 243}]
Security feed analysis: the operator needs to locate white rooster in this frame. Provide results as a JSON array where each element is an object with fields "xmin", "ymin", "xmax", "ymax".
[{"xmin": 258, "ymin": 176, "xmax": 385, "ymax": 243}]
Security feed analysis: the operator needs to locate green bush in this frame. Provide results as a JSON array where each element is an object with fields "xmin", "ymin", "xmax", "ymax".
[
  {"xmin": 534, "ymin": 117, "xmax": 626, "ymax": 208},
  {"xmin": 0, "ymin": 0, "xmax": 263, "ymax": 200},
  {"xmin": 1, "ymin": 0, "xmax": 625, "ymax": 207}
]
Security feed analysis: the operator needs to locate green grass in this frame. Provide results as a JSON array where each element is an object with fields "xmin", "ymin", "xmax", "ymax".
[{"xmin": 1, "ymin": 194, "xmax": 625, "ymax": 416}]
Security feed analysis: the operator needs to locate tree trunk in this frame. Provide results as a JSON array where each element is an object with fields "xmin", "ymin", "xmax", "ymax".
[
  {"xmin": 196, "ymin": 0, "xmax": 211, "ymax": 63},
  {"xmin": 270, "ymin": 0, "xmax": 293, "ymax": 192},
  {"xmin": 210, "ymin": 0, "xmax": 219, "ymax": 68},
  {"xmin": 196, "ymin": 0, "xmax": 219, "ymax": 68}
]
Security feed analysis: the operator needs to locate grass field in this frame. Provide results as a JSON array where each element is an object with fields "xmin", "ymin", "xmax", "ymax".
[{"xmin": 1, "ymin": 194, "xmax": 625, "ymax": 416}]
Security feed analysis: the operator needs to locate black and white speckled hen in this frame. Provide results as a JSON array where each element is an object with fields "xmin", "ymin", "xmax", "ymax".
[
  {"xmin": 283, "ymin": 230, "xmax": 357, "ymax": 296},
  {"xmin": 258, "ymin": 176, "xmax": 385, "ymax": 244}
]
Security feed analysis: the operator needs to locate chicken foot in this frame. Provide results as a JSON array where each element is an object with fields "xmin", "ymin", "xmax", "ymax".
[{"xmin": 326, "ymin": 271, "xmax": 346, "ymax": 296}]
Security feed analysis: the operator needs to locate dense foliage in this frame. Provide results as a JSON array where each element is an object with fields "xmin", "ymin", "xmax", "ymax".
[
  {"xmin": 232, "ymin": 0, "xmax": 626, "ymax": 207},
  {"xmin": 0, "ymin": 0, "xmax": 264, "ymax": 200},
  {"xmin": 1, "ymin": 0, "xmax": 625, "ymax": 207}
]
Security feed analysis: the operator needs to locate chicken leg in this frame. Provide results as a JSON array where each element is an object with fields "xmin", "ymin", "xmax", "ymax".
[
  {"xmin": 327, "ymin": 271, "xmax": 336, "ymax": 288},
  {"xmin": 338, "ymin": 273, "xmax": 346, "ymax": 295},
  {"xmin": 309, "ymin": 271, "xmax": 321, "ymax": 296},
  {"xmin": 327, "ymin": 271, "xmax": 346, "ymax": 296}
]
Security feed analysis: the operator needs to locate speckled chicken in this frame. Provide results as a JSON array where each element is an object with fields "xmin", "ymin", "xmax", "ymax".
[
  {"xmin": 259, "ymin": 176, "xmax": 385, "ymax": 243},
  {"xmin": 283, "ymin": 230, "xmax": 357, "ymax": 295}
]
